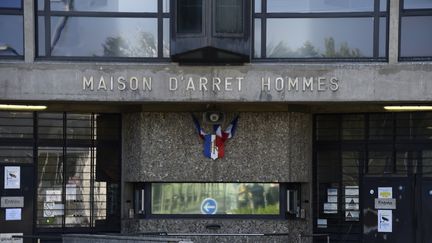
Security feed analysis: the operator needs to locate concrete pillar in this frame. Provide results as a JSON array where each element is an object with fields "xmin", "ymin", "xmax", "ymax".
[
  {"xmin": 23, "ymin": 0, "xmax": 35, "ymax": 63},
  {"xmin": 388, "ymin": 0, "xmax": 400, "ymax": 64}
]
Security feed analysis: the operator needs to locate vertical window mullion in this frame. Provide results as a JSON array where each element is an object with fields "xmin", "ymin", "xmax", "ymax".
[
  {"xmin": 157, "ymin": 0, "xmax": 163, "ymax": 57},
  {"xmin": 373, "ymin": 0, "xmax": 380, "ymax": 58},
  {"xmin": 90, "ymin": 114, "xmax": 95, "ymax": 228},
  {"xmin": 44, "ymin": 0, "xmax": 51, "ymax": 56},
  {"xmin": 62, "ymin": 112, "xmax": 66, "ymax": 228},
  {"xmin": 261, "ymin": 0, "xmax": 266, "ymax": 58}
]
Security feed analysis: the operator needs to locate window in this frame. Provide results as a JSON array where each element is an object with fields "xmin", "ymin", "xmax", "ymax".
[
  {"xmin": 37, "ymin": 0, "xmax": 169, "ymax": 60},
  {"xmin": 254, "ymin": 0, "xmax": 388, "ymax": 60},
  {"xmin": 400, "ymin": 0, "xmax": 432, "ymax": 60},
  {"xmin": 177, "ymin": 0, "xmax": 203, "ymax": 34},
  {"xmin": 0, "ymin": 0, "xmax": 23, "ymax": 58},
  {"xmin": 151, "ymin": 183, "xmax": 281, "ymax": 216},
  {"xmin": 214, "ymin": 0, "xmax": 243, "ymax": 35}
]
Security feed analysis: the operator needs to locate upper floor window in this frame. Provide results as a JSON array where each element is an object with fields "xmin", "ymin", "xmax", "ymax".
[
  {"xmin": 36, "ymin": 0, "xmax": 170, "ymax": 60},
  {"xmin": 0, "ymin": 0, "xmax": 23, "ymax": 58},
  {"xmin": 400, "ymin": 0, "xmax": 432, "ymax": 60},
  {"xmin": 254, "ymin": 0, "xmax": 388, "ymax": 60}
]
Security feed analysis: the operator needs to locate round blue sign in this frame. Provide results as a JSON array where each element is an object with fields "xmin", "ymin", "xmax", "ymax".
[{"xmin": 200, "ymin": 198, "xmax": 218, "ymax": 215}]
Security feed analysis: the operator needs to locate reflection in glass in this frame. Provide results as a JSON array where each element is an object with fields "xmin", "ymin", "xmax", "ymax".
[
  {"xmin": 0, "ymin": 0, "xmax": 21, "ymax": 9},
  {"xmin": 215, "ymin": 0, "xmax": 243, "ymax": 34},
  {"xmin": 379, "ymin": 17, "xmax": 387, "ymax": 57},
  {"xmin": 177, "ymin": 0, "xmax": 202, "ymax": 34},
  {"xmin": 267, "ymin": 0, "xmax": 374, "ymax": 13},
  {"xmin": 266, "ymin": 18, "xmax": 373, "ymax": 58},
  {"xmin": 37, "ymin": 0, "xmax": 44, "ymax": 10},
  {"xmin": 255, "ymin": 0, "xmax": 261, "ymax": 12},
  {"xmin": 152, "ymin": 183, "xmax": 280, "ymax": 215},
  {"xmin": 0, "ymin": 15, "xmax": 23, "ymax": 56},
  {"xmin": 0, "ymin": 111, "xmax": 33, "ymax": 138},
  {"xmin": 163, "ymin": 18, "xmax": 170, "ymax": 58},
  {"xmin": 0, "ymin": 146, "xmax": 33, "ymax": 163},
  {"xmin": 368, "ymin": 151, "xmax": 393, "ymax": 174},
  {"xmin": 38, "ymin": 17, "xmax": 45, "ymax": 56},
  {"xmin": 342, "ymin": 115, "xmax": 364, "ymax": 140},
  {"xmin": 369, "ymin": 114, "xmax": 393, "ymax": 139},
  {"xmin": 37, "ymin": 147, "xmax": 64, "ymax": 227},
  {"xmin": 401, "ymin": 16, "xmax": 432, "ymax": 57},
  {"xmin": 404, "ymin": 0, "xmax": 432, "ymax": 9},
  {"xmin": 67, "ymin": 114, "xmax": 93, "ymax": 140},
  {"xmin": 50, "ymin": 17, "xmax": 158, "ymax": 57},
  {"xmin": 163, "ymin": 0, "xmax": 170, "ymax": 12},
  {"xmin": 254, "ymin": 19, "xmax": 261, "ymax": 58},
  {"xmin": 38, "ymin": 113, "xmax": 63, "ymax": 139},
  {"xmin": 50, "ymin": 0, "xmax": 157, "ymax": 12},
  {"xmin": 423, "ymin": 150, "xmax": 432, "ymax": 177},
  {"xmin": 380, "ymin": 0, "xmax": 387, "ymax": 11},
  {"xmin": 316, "ymin": 115, "xmax": 339, "ymax": 140}
]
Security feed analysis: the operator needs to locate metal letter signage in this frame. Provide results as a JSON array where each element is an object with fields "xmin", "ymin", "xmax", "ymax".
[{"xmin": 192, "ymin": 114, "xmax": 239, "ymax": 160}]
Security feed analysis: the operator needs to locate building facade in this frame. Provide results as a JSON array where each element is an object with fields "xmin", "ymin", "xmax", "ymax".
[{"xmin": 0, "ymin": 0, "xmax": 432, "ymax": 242}]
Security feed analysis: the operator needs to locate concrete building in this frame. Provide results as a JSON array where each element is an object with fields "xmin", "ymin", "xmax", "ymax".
[{"xmin": 0, "ymin": 0, "xmax": 432, "ymax": 242}]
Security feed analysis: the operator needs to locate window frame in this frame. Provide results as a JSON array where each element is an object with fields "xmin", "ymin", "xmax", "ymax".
[
  {"xmin": 0, "ymin": 0, "xmax": 24, "ymax": 59},
  {"xmin": 252, "ymin": 0, "xmax": 389, "ymax": 62},
  {"xmin": 138, "ymin": 182, "xmax": 293, "ymax": 219},
  {"xmin": 36, "ymin": 0, "xmax": 170, "ymax": 62},
  {"xmin": 399, "ymin": 0, "xmax": 432, "ymax": 61}
]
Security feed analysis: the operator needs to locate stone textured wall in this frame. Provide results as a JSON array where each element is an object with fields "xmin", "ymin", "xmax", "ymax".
[
  {"xmin": 122, "ymin": 219, "xmax": 310, "ymax": 243},
  {"xmin": 123, "ymin": 112, "xmax": 312, "ymax": 182},
  {"xmin": 121, "ymin": 112, "xmax": 312, "ymax": 243}
]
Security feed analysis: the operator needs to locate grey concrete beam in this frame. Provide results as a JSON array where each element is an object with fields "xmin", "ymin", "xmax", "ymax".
[
  {"xmin": 23, "ymin": 0, "xmax": 35, "ymax": 63},
  {"xmin": 389, "ymin": 0, "xmax": 400, "ymax": 64},
  {"xmin": 1, "ymin": 62, "xmax": 432, "ymax": 103}
]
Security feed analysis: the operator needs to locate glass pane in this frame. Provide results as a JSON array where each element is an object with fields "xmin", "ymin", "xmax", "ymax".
[
  {"xmin": 316, "ymin": 115, "xmax": 339, "ymax": 140},
  {"xmin": 255, "ymin": 0, "xmax": 261, "ymax": 12},
  {"xmin": 401, "ymin": 16, "xmax": 432, "ymax": 57},
  {"xmin": 177, "ymin": 0, "xmax": 202, "ymax": 34},
  {"xmin": 37, "ymin": 147, "xmax": 64, "ymax": 228},
  {"xmin": 254, "ymin": 19, "xmax": 261, "ymax": 58},
  {"xmin": 65, "ymin": 147, "xmax": 93, "ymax": 227},
  {"xmin": 37, "ymin": 0, "xmax": 44, "ymax": 11},
  {"xmin": 50, "ymin": 17, "xmax": 158, "ymax": 57},
  {"xmin": 163, "ymin": 18, "xmax": 170, "ymax": 58},
  {"xmin": 380, "ymin": 0, "xmax": 387, "ymax": 11},
  {"xmin": 163, "ymin": 0, "xmax": 170, "ymax": 12},
  {"xmin": 342, "ymin": 115, "xmax": 364, "ymax": 140},
  {"xmin": 267, "ymin": 0, "xmax": 374, "ymax": 13},
  {"xmin": 379, "ymin": 17, "xmax": 387, "ymax": 58},
  {"xmin": 423, "ymin": 150, "xmax": 432, "ymax": 177},
  {"xmin": 51, "ymin": 0, "xmax": 157, "ymax": 12},
  {"xmin": 0, "ymin": 0, "xmax": 21, "ymax": 9},
  {"xmin": 38, "ymin": 113, "xmax": 63, "ymax": 139},
  {"xmin": 342, "ymin": 152, "xmax": 360, "ymax": 184},
  {"xmin": 215, "ymin": 0, "xmax": 243, "ymax": 34},
  {"xmin": 0, "ymin": 112, "xmax": 33, "ymax": 138},
  {"xmin": 0, "ymin": 146, "xmax": 33, "ymax": 164},
  {"xmin": 369, "ymin": 114, "xmax": 393, "ymax": 140},
  {"xmin": 38, "ymin": 16, "xmax": 46, "ymax": 56},
  {"xmin": 151, "ymin": 183, "xmax": 280, "ymax": 215},
  {"xmin": 0, "ymin": 15, "xmax": 23, "ymax": 56},
  {"xmin": 404, "ymin": 0, "xmax": 432, "ymax": 9},
  {"xmin": 368, "ymin": 151, "xmax": 393, "ymax": 174},
  {"xmin": 67, "ymin": 114, "xmax": 94, "ymax": 140},
  {"xmin": 396, "ymin": 151, "xmax": 409, "ymax": 176},
  {"xmin": 266, "ymin": 18, "xmax": 373, "ymax": 58}
]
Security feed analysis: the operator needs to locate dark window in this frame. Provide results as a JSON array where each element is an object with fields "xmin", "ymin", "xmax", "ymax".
[
  {"xmin": 37, "ymin": 0, "xmax": 169, "ymax": 60},
  {"xmin": 215, "ymin": 0, "xmax": 243, "ymax": 34},
  {"xmin": 0, "ymin": 5, "xmax": 23, "ymax": 58},
  {"xmin": 255, "ymin": 0, "xmax": 388, "ymax": 60},
  {"xmin": 400, "ymin": 0, "xmax": 432, "ymax": 60},
  {"xmin": 177, "ymin": 0, "xmax": 203, "ymax": 34}
]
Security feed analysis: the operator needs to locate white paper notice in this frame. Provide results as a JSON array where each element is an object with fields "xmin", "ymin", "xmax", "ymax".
[
  {"xmin": 0, "ymin": 233, "xmax": 23, "ymax": 243},
  {"xmin": 378, "ymin": 210, "xmax": 392, "ymax": 232},
  {"xmin": 5, "ymin": 208, "xmax": 21, "ymax": 221},
  {"xmin": 46, "ymin": 190, "xmax": 62, "ymax": 202},
  {"xmin": 378, "ymin": 187, "xmax": 393, "ymax": 199},
  {"xmin": 4, "ymin": 166, "xmax": 20, "ymax": 189},
  {"xmin": 66, "ymin": 184, "xmax": 77, "ymax": 201}
]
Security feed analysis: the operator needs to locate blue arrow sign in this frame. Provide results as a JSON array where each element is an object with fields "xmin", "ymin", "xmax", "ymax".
[{"xmin": 200, "ymin": 198, "xmax": 218, "ymax": 215}]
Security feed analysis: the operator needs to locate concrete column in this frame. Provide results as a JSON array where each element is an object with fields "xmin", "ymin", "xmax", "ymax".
[
  {"xmin": 388, "ymin": 0, "xmax": 400, "ymax": 64},
  {"xmin": 23, "ymin": 0, "xmax": 35, "ymax": 63}
]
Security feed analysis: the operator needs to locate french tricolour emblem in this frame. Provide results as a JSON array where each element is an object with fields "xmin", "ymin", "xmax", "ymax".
[{"xmin": 192, "ymin": 114, "xmax": 239, "ymax": 160}]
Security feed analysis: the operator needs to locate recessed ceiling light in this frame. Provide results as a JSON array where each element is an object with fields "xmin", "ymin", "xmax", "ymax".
[{"xmin": 0, "ymin": 104, "xmax": 47, "ymax": 111}]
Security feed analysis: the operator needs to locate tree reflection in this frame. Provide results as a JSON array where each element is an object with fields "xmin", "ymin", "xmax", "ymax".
[
  {"xmin": 267, "ymin": 37, "xmax": 363, "ymax": 58},
  {"xmin": 101, "ymin": 32, "xmax": 160, "ymax": 57}
]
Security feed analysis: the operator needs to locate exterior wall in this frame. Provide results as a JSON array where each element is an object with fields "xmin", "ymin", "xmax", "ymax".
[
  {"xmin": 121, "ymin": 112, "xmax": 312, "ymax": 242},
  {"xmin": 122, "ymin": 112, "xmax": 311, "ymax": 182}
]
